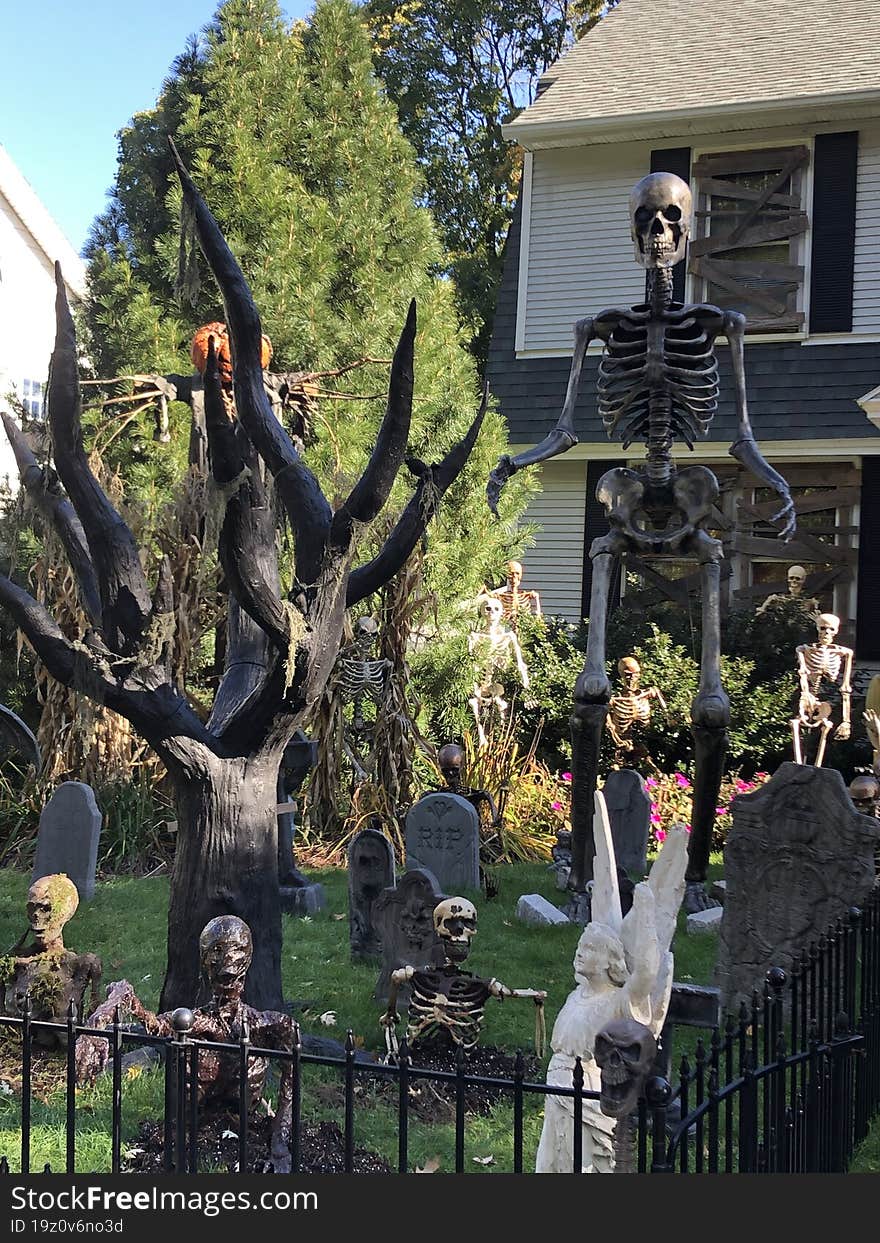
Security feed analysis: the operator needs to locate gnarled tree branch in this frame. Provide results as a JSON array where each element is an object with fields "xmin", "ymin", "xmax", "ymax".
[
  {"xmin": 48, "ymin": 265, "xmax": 153, "ymax": 654},
  {"xmin": 346, "ymin": 387, "xmax": 488, "ymax": 607},
  {"xmin": 0, "ymin": 411, "xmax": 102, "ymax": 627},
  {"xmin": 330, "ymin": 301, "xmax": 415, "ymax": 551},
  {"xmin": 169, "ymin": 139, "xmax": 332, "ymax": 586}
]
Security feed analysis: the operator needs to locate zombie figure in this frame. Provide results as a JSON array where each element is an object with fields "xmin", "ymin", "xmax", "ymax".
[
  {"xmin": 488, "ymin": 172, "xmax": 795, "ymax": 915},
  {"xmin": 757, "ymin": 564, "xmax": 820, "ymax": 619},
  {"xmin": 468, "ymin": 596, "xmax": 530, "ymax": 747},
  {"xmin": 76, "ymin": 916, "xmax": 294, "ymax": 1173},
  {"xmin": 606, "ymin": 657, "xmax": 666, "ymax": 767},
  {"xmin": 380, "ymin": 898, "xmax": 545, "ymax": 1056},
  {"xmin": 1, "ymin": 874, "xmax": 102, "ymax": 1046},
  {"xmin": 336, "ymin": 616, "xmax": 392, "ymax": 781},
  {"xmin": 435, "ymin": 743, "xmax": 499, "ymax": 828},
  {"xmin": 489, "ymin": 560, "xmax": 542, "ymax": 629},
  {"xmin": 791, "ymin": 613, "xmax": 853, "ymax": 767}
]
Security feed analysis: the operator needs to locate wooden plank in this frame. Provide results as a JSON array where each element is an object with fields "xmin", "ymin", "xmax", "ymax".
[
  {"xmin": 692, "ymin": 258, "xmax": 791, "ymax": 317},
  {"xmin": 697, "ymin": 177, "xmax": 801, "ymax": 208},
  {"xmin": 731, "ymin": 533, "xmax": 851, "ymax": 564},
  {"xmin": 699, "ymin": 257, "xmax": 804, "ymax": 283},
  {"xmin": 690, "ymin": 214, "xmax": 809, "ymax": 257},
  {"xmin": 625, "ymin": 556, "xmax": 691, "ymax": 607},
  {"xmin": 738, "ymin": 487, "xmax": 860, "ymax": 521},
  {"xmin": 726, "ymin": 150, "xmax": 807, "ymax": 246},
  {"xmin": 693, "ymin": 146, "xmax": 810, "ymax": 177}
]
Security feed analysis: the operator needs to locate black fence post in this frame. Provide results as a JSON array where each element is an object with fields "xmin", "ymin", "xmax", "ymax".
[
  {"xmin": 646, "ymin": 1077, "xmax": 672, "ymax": 1172},
  {"xmin": 512, "ymin": 1050, "xmax": 524, "ymax": 1175},
  {"xmin": 171, "ymin": 1007, "xmax": 193, "ymax": 1174},
  {"xmin": 21, "ymin": 993, "xmax": 31, "ymax": 1175},
  {"xmin": 344, "ymin": 1030, "xmax": 356, "ymax": 1174},
  {"xmin": 65, "ymin": 999, "xmax": 77, "ymax": 1174}
]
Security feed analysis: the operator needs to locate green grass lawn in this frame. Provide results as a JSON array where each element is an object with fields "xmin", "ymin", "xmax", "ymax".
[{"xmin": 1, "ymin": 859, "xmax": 876, "ymax": 1173}]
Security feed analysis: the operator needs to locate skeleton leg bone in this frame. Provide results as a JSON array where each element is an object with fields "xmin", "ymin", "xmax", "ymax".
[
  {"xmin": 685, "ymin": 541, "xmax": 728, "ymax": 914},
  {"xmin": 814, "ymin": 717, "xmax": 834, "ymax": 768},
  {"xmin": 791, "ymin": 718, "xmax": 804, "ymax": 766},
  {"xmin": 568, "ymin": 542, "xmax": 618, "ymax": 901}
]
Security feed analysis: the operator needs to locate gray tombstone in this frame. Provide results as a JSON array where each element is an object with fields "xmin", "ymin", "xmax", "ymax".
[
  {"xmin": 32, "ymin": 782, "xmax": 102, "ymax": 901},
  {"xmin": 372, "ymin": 868, "xmax": 446, "ymax": 1006},
  {"xmin": 602, "ymin": 769, "xmax": 651, "ymax": 876},
  {"xmin": 348, "ymin": 825, "xmax": 396, "ymax": 962},
  {"xmin": 718, "ymin": 762, "xmax": 880, "ymax": 1010},
  {"xmin": 405, "ymin": 792, "xmax": 480, "ymax": 893}
]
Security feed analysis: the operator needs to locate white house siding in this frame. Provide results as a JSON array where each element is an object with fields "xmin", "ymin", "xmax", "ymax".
[
  {"xmin": 521, "ymin": 458, "xmax": 586, "ymax": 622},
  {"xmin": 0, "ymin": 190, "xmax": 62, "ymax": 486},
  {"xmin": 853, "ymin": 125, "xmax": 880, "ymax": 333},
  {"xmin": 522, "ymin": 143, "xmax": 648, "ymax": 354}
]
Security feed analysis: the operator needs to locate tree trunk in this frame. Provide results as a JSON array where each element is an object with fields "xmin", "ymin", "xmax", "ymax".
[{"xmin": 160, "ymin": 753, "xmax": 283, "ymax": 1010}]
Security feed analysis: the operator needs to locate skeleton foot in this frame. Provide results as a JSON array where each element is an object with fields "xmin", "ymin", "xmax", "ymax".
[{"xmin": 682, "ymin": 882, "xmax": 720, "ymax": 914}]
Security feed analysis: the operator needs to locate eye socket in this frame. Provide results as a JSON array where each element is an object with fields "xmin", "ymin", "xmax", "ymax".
[
  {"xmin": 664, "ymin": 205, "xmax": 682, "ymax": 221},
  {"xmin": 634, "ymin": 206, "xmax": 653, "ymax": 226}
]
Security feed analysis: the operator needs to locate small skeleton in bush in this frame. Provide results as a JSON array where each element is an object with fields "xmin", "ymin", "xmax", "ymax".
[
  {"xmin": 468, "ymin": 595, "xmax": 530, "ymax": 746},
  {"xmin": 380, "ymin": 898, "xmax": 546, "ymax": 1056},
  {"xmin": 1, "ymin": 874, "xmax": 102, "ymax": 1046},
  {"xmin": 757, "ymin": 564, "xmax": 820, "ymax": 619},
  {"xmin": 336, "ymin": 616, "xmax": 392, "ymax": 780},
  {"xmin": 435, "ymin": 743, "xmax": 500, "ymax": 828},
  {"xmin": 606, "ymin": 657, "xmax": 666, "ymax": 766},
  {"xmin": 791, "ymin": 613, "xmax": 853, "ymax": 767},
  {"xmin": 75, "ymin": 916, "xmax": 293, "ymax": 1173},
  {"xmin": 489, "ymin": 560, "xmax": 542, "ymax": 629}
]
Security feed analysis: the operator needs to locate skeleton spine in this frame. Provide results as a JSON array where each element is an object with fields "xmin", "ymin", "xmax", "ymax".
[{"xmin": 645, "ymin": 265, "xmax": 676, "ymax": 486}]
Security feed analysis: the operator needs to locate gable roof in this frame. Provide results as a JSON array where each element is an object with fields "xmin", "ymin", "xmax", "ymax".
[
  {"xmin": 0, "ymin": 144, "xmax": 86, "ymax": 300},
  {"xmin": 507, "ymin": 0, "xmax": 880, "ymax": 144}
]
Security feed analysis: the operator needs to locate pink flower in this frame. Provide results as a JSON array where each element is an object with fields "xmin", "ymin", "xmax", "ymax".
[
  {"xmin": 684, "ymin": 824, "xmax": 692, "ymax": 833},
  {"xmin": 655, "ymin": 829, "xmax": 667, "ymax": 843},
  {"xmin": 645, "ymin": 777, "xmax": 658, "ymax": 789},
  {"xmin": 715, "ymin": 807, "xmax": 728, "ymax": 816},
  {"xmin": 561, "ymin": 772, "xmax": 572, "ymax": 783},
  {"xmin": 755, "ymin": 771, "xmax": 769, "ymax": 780},
  {"xmin": 675, "ymin": 774, "xmax": 691, "ymax": 789},
  {"xmin": 551, "ymin": 800, "xmax": 563, "ymax": 811},
  {"xmin": 735, "ymin": 778, "xmax": 749, "ymax": 791},
  {"xmin": 650, "ymin": 813, "xmax": 662, "ymax": 825}
]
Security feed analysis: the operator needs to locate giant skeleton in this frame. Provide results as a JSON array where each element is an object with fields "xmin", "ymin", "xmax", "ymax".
[{"xmin": 489, "ymin": 173, "xmax": 795, "ymax": 913}]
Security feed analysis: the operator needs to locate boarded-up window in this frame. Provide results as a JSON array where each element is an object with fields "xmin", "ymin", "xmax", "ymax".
[{"xmin": 690, "ymin": 146, "xmax": 810, "ymax": 333}]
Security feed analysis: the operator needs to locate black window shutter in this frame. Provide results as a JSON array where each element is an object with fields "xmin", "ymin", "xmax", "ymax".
[
  {"xmin": 650, "ymin": 147, "xmax": 691, "ymax": 303},
  {"xmin": 857, "ymin": 455, "xmax": 880, "ymax": 660},
  {"xmin": 810, "ymin": 132, "xmax": 858, "ymax": 333},
  {"xmin": 582, "ymin": 459, "xmax": 624, "ymax": 620}
]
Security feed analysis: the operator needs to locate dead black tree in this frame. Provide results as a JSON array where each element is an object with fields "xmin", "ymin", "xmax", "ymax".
[{"xmin": 0, "ymin": 148, "xmax": 485, "ymax": 1010}]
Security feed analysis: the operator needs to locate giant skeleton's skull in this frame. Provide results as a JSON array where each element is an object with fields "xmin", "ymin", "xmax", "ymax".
[
  {"xmin": 595, "ymin": 1018, "xmax": 658, "ymax": 1118},
  {"xmin": 433, "ymin": 897, "xmax": 477, "ymax": 963},
  {"xmin": 629, "ymin": 172, "xmax": 692, "ymax": 270}
]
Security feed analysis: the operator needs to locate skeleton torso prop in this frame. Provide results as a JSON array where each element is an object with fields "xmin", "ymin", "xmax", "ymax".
[
  {"xmin": 487, "ymin": 172, "xmax": 795, "ymax": 915},
  {"xmin": 791, "ymin": 614, "xmax": 853, "ymax": 767},
  {"xmin": 382, "ymin": 898, "xmax": 545, "ymax": 1057},
  {"xmin": 489, "ymin": 560, "xmax": 541, "ymax": 630}
]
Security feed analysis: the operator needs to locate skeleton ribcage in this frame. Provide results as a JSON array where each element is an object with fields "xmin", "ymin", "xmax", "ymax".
[
  {"xmin": 339, "ymin": 659, "xmax": 386, "ymax": 704},
  {"xmin": 803, "ymin": 646, "xmax": 843, "ymax": 691},
  {"xmin": 596, "ymin": 307, "xmax": 722, "ymax": 451}
]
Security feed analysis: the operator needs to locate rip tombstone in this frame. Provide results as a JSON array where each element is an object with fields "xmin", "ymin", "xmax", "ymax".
[
  {"xmin": 404, "ymin": 792, "xmax": 480, "ymax": 893},
  {"xmin": 32, "ymin": 782, "xmax": 102, "ymax": 901}
]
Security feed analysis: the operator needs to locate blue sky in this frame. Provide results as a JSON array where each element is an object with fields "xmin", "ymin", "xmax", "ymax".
[{"xmin": 1, "ymin": 1, "xmax": 310, "ymax": 255}]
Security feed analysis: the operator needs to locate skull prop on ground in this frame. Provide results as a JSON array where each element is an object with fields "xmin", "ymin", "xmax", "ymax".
[{"xmin": 381, "ymin": 898, "xmax": 545, "ymax": 1056}]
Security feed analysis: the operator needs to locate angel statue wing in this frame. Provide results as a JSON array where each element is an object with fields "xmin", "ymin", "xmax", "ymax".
[{"xmin": 589, "ymin": 790, "xmax": 622, "ymax": 935}]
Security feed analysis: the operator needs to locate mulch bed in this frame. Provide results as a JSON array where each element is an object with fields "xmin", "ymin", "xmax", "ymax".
[
  {"xmin": 373, "ymin": 1040, "xmax": 540, "ymax": 1123},
  {"xmin": 124, "ymin": 1109, "xmax": 391, "ymax": 1174}
]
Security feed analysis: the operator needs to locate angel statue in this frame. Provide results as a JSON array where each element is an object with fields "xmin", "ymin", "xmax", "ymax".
[{"xmin": 535, "ymin": 792, "xmax": 688, "ymax": 1173}]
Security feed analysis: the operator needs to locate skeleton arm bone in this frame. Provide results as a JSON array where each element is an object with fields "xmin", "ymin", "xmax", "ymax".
[
  {"xmin": 487, "ymin": 317, "xmax": 594, "ymax": 514},
  {"xmin": 381, "ymin": 966, "xmax": 415, "ymax": 1028},
  {"xmin": 836, "ymin": 649, "xmax": 854, "ymax": 738},
  {"xmin": 723, "ymin": 312, "xmax": 795, "ymax": 541}
]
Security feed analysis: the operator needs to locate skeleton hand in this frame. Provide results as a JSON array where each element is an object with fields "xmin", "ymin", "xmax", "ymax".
[
  {"xmin": 380, "ymin": 1007, "xmax": 400, "ymax": 1030},
  {"xmin": 487, "ymin": 455, "xmax": 515, "ymax": 516},
  {"xmin": 836, "ymin": 721, "xmax": 851, "ymax": 741}
]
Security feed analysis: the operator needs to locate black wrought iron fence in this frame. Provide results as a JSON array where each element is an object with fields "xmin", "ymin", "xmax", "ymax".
[{"xmin": 1, "ymin": 886, "xmax": 879, "ymax": 1175}]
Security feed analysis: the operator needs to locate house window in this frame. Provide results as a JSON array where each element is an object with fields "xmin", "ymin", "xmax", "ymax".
[
  {"xmin": 21, "ymin": 378, "xmax": 44, "ymax": 419},
  {"xmin": 689, "ymin": 146, "xmax": 810, "ymax": 333}
]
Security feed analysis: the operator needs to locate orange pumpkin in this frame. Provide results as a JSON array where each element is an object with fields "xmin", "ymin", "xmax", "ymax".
[{"xmin": 190, "ymin": 322, "xmax": 273, "ymax": 385}]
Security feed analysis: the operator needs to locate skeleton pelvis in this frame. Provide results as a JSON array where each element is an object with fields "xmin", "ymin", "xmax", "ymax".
[{"xmin": 595, "ymin": 465, "xmax": 718, "ymax": 554}]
